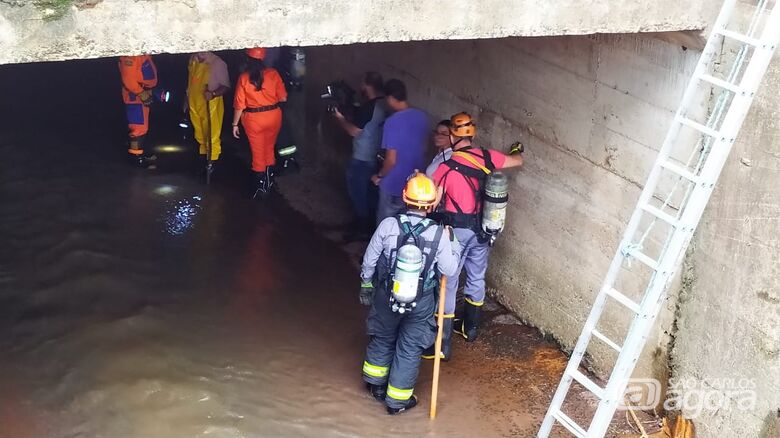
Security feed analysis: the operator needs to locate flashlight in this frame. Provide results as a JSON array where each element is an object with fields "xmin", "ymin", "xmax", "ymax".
[{"xmin": 278, "ymin": 145, "xmax": 297, "ymax": 157}]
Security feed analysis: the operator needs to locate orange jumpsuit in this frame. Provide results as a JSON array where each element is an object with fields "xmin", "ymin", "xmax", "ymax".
[
  {"xmin": 118, "ymin": 55, "xmax": 158, "ymax": 140},
  {"xmin": 233, "ymin": 68, "xmax": 287, "ymax": 172}
]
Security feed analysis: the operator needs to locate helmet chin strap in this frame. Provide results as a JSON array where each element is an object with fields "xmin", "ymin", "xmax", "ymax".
[{"xmin": 452, "ymin": 137, "xmax": 471, "ymax": 149}]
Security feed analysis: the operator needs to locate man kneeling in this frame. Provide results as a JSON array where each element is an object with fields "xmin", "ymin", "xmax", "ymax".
[{"xmin": 359, "ymin": 173, "xmax": 461, "ymax": 414}]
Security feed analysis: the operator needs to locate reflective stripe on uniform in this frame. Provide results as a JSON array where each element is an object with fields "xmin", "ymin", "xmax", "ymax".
[
  {"xmin": 362, "ymin": 361, "xmax": 389, "ymax": 378},
  {"xmin": 387, "ymin": 384, "xmax": 414, "ymax": 401},
  {"xmin": 465, "ymin": 297, "xmax": 484, "ymax": 307}
]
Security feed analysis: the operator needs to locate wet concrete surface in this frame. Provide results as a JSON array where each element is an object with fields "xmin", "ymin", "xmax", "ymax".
[{"xmin": 0, "ymin": 57, "xmax": 645, "ymax": 438}]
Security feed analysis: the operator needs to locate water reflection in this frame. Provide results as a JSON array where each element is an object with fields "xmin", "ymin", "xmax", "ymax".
[{"xmin": 163, "ymin": 196, "xmax": 202, "ymax": 236}]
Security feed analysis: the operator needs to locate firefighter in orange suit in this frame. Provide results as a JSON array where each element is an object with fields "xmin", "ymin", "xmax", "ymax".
[
  {"xmin": 232, "ymin": 48, "xmax": 288, "ymax": 199},
  {"xmin": 119, "ymin": 54, "xmax": 160, "ymax": 168}
]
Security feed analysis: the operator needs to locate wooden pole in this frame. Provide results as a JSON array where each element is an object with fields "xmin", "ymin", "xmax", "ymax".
[{"xmin": 429, "ymin": 275, "xmax": 447, "ymax": 419}]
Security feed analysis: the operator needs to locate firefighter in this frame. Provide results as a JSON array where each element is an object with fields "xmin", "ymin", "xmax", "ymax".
[
  {"xmin": 232, "ymin": 48, "xmax": 288, "ymax": 199},
  {"xmin": 118, "ymin": 54, "xmax": 162, "ymax": 168},
  {"xmin": 427, "ymin": 112, "xmax": 523, "ymax": 359},
  {"xmin": 187, "ymin": 52, "xmax": 230, "ymax": 170},
  {"xmin": 360, "ymin": 173, "xmax": 461, "ymax": 415}
]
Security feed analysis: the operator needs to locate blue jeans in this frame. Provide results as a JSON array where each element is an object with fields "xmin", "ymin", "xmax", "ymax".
[
  {"xmin": 376, "ymin": 189, "xmax": 405, "ymax": 225},
  {"xmin": 346, "ymin": 158, "xmax": 377, "ymax": 222}
]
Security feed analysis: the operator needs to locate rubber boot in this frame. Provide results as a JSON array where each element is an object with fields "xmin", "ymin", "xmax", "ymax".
[
  {"xmin": 366, "ymin": 383, "xmax": 386, "ymax": 402},
  {"xmin": 454, "ymin": 302, "xmax": 481, "ymax": 342},
  {"xmin": 421, "ymin": 318, "xmax": 453, "ymax": 361},
  {"xmin": 251, "ymin": 171, "xmax": 268, "ymax": 200},
  {"xmin": 265, "ymin": 166, "xmax": 276, "ymax": 193},
  {"xmin": 387, "ymin": 395, "xmax": 418, "ymax": 415},
  {"xmin": 198, "ymin": 155, "xmax": 216, "ymax": 181},
  {"xmin": 128, "ymin": 136, "xmax": 157, "ymax": 169}
]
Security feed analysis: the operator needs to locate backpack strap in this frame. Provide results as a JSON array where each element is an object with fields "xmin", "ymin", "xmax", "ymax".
[{"xmin": 421, "ymin": 225, "xmax": 444, "ymax": 290}]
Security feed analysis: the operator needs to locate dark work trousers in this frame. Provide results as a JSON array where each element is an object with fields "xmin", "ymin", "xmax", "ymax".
[{"xmin": 362, "ymin": 287, "xmax": 437, "ymax": 409}]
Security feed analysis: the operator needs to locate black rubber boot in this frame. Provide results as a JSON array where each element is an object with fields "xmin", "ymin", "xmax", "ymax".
[
  {"xmin": 366, "ymin": 383, "xmax": 386, "ymax": 402},
  {"xmin": 128, "ymin": 136, "xmax": 157, "ymax": 169},
  {"xmin": 454, "ymin": 302, "xmax": 481, "ymax": 342},
  {"xmin": 387, "ymin": 395, "xmax": 418, "ymax": 415},
  {"xmin": 251, "ymin": 171, "xmax": 268, "ymax": 200},
  {"xmin": 265, "ymin": 166, "xmax": 276, "ymax": 193},
  {"xmin": 421, "ymin": 318, "xmax": 453, "ymax": 361}
]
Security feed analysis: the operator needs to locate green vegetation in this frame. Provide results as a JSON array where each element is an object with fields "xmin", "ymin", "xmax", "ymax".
[{"xmin": 33, "ymin": 0, "xmax": 79, "ymax": 20}]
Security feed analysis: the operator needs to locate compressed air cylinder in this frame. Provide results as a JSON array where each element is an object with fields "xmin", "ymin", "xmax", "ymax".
[
  {"xmin": 482, "ymin": 171, "xmax": 509, "ymax": 235},
  {"xmin": 392, "ymin": 244, "xmax": 423, "ymax": 304}
]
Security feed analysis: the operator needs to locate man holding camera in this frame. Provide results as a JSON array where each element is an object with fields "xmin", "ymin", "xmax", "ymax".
[{"xmin": 333, "ymin": 71, "xmax": 387, "ymax": 242}]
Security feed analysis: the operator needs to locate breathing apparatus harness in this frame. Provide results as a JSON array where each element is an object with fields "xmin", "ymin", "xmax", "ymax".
[
  {"xmin": 385, "ymin": 214, "xmax": 443, "ymax": 314},
  {"xmin": 438, "ymin": 146, "xmax": 497, "ymax": 241}
]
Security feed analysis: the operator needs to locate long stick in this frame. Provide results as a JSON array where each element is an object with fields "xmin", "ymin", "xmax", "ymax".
[
  {"xmin": 205, "ymin": 92, "xmax": 213, "ymax": 185},
  {"xmin": 429, "ymin": 275, "xmax": 447, "ymax": 419}
]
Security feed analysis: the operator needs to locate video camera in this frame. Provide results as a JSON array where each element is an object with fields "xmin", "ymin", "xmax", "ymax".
[{"xmin": 320, "ymin": 80, "xmax": 356, "ymax": 116}]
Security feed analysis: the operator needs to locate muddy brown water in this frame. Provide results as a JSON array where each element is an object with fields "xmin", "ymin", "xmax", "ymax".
[{"xmin": 0, "ymin": 57, "xmax": 638, "ymax": 438}]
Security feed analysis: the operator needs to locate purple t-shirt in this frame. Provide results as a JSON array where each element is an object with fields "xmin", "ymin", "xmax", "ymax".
[{"xmin": 380, "ymin": 108, "xmax": 429, "ymax": 196}]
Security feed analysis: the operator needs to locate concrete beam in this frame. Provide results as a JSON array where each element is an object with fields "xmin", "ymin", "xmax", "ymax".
[{"xmin": 0, "ymin": 0, "xmax": 710, "ymax": 65}]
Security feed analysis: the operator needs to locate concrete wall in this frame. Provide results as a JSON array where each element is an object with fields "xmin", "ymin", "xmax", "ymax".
[
  {"xmin": 299, "ymin": 34, "xmax": 701, "ymax": 379},
  {"xmin": 0, "ymin": 0, "xmax": 711, "ymax": 65},
  {"xmin": 295, "ymin": 28, "xmax": 780, "ymax": 436},
  {"xmin": 670, "ymin": 53, "xmax": 780, "ymax": 437}
]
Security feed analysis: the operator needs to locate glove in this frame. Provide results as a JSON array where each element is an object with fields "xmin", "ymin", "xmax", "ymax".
[
  {"xmin": 139, "ymin": 89, "xmax": 153, "ymax": 106},
  {"xmin": 509, "ymin": 141, "xmax": 525, "ymax": 155},
  {"xmin": 359, "ymin": 281, "xmax": 374, "ymax": 306}
]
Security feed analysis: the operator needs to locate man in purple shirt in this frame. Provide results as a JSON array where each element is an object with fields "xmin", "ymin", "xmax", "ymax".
[{"xmin": 371, "ymin": 79, "xmax": 429, "ymax": 224}]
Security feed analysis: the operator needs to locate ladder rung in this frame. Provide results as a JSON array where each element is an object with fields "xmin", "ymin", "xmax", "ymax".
[
  {"xmin": 696, "ymin": 73, "xmax": 741, "ymax": 93},
  {"xmin": 625, "ymin": 247, "xmax": 660, "ymax": 271},
  {"xmin": 606, "ymin": 287, "xmax": 641, "ymax": 313},
  {"xmin": 640, "ymin": 204, "xmax": 680, "ymax": 227},
  {"xmin": 717, "ymin": 28, "xmax": 764, "ymax": 47},
  {"xmin": 676, "ymin": 115, "xmax": 721, "ymax": 138},
  {"xmin": 552, "ymin": 410, "xmax": 587, "ymax": 438},
  {"xmin": 570, "ymin": 369, "xmax": 605, "ymax": 400},
  {"xmin": 660, "ymin": 160, "xmax": 699, "ymax": 183},
  {"xmin": 592, "ymin": 328, "xmax": 623, "ymax": 352}
]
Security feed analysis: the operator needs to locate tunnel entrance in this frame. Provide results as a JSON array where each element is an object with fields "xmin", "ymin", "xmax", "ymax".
[{"xmin": 0, "ymin": 33, "xmax": 694, "ymax": 437}]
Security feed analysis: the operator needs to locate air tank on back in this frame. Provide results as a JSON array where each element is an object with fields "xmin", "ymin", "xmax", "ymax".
[
  {"xmin": 391, "ymin": 244, "xmax": 423, "ymax": 313},
  {"xmin": 482, "ymin": 171, "xmax": 509, "ymax": 246}
]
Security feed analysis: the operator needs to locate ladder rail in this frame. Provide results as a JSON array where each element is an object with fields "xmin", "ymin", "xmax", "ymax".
[
  {"xmin": 538, "ymin": 0, "xmax": 780, "ymax": 435},
  {"xmin": 591, "ymin": 7, "xmax": 780, "ymax": 437}
]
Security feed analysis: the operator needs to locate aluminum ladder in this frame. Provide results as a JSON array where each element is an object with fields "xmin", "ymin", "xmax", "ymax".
[{"xmin": 538, "ymin": 1, "xmax": 780, "ymax": 436}]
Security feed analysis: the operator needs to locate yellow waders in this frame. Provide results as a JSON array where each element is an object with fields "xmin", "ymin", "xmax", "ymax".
[{"xmin": 188, "ymin": 58, "xmax": 224, "ymax": 161}]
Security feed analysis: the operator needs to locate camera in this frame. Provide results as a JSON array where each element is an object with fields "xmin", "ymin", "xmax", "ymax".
[{"xmin": 320, "ymin": 80, "xmax": 355, "ymax": 116}]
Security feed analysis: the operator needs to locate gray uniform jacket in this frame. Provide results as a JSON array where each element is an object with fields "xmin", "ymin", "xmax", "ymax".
[{"xmin": 361, "ymin": 213, "xmax": 462, "ymax": 285}]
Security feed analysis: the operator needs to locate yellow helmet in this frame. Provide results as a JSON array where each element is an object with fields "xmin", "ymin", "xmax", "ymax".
[
  {"xmin": 450, "ymin": 112, "xmax": 476, "ymax": 138},
  {"xmin": 402, "ymin": 173, "xmax": 437, "ymax": 209}
]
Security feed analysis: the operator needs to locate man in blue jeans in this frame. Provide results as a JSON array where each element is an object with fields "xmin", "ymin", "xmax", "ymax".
[
  {"xmin": 371, "ymin": 79, "xmax": 429, "ymax": 225},
  {"xmin": 334, "ymin": 72, "xmax": 386, "ymax": 241}
]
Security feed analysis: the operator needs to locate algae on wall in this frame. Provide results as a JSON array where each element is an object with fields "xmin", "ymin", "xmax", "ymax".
[{"xmin": 2, "ymin": 0, "xmax": 101, "ymax": 20}]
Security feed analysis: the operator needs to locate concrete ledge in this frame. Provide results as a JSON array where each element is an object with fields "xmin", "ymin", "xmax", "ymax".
[{"xmin": 0, "ymin": 0, "xmax": 709, "ymax": 64}]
